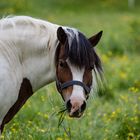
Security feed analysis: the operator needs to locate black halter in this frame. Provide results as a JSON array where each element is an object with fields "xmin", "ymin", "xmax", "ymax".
[{"xmin": 56, "ymin": 78, "xmax": 91, "ymax": 98}]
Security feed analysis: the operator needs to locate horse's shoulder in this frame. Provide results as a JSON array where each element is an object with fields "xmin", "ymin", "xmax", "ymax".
[{"xmin": 1, "ymin": 78, "xmax": 33, "ymax": 132}]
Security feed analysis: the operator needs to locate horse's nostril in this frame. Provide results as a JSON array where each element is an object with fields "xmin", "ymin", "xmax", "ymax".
[
  {"xmin": 81, "ymin": 101, "xmax": 86, "ymax": 112},
  {"xmin": 66, "ymin": 100, "xmax": 72, "ymax": 112}
]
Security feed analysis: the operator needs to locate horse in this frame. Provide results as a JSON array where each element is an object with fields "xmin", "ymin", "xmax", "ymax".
[{"xmin": 0, "ymin": 16, "xmax": 103, "ymax": 134}]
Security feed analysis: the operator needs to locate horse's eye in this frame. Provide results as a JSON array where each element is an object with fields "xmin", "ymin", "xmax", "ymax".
[
  {"xmin": 87, "ymin": 67, "xmax": 93, "ymax": 71},
  {"xmin": 59, "ymin": 60, "xmax": 66, "ymax": 68},
  {"xmin": 89, "ymin": 65, "xmax": 94, "ymax": 70},
  {"xmin": 60, "ymin": 61, "xmax": 64, "ymax": 67}
]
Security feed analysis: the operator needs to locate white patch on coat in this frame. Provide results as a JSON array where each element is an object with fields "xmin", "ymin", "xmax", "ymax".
[
  {"xmin": 0, "ymin": 16, "xmax": 60, "ymax": 92},
  {"xmin": 67, "ymin": 60, "xmax": 85, "ymax": 101}
]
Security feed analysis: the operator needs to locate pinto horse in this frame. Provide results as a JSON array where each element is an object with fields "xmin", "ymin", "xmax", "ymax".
[{"xmin": 0, "ymin": 16, "xmax": 103, "ymax": 134}]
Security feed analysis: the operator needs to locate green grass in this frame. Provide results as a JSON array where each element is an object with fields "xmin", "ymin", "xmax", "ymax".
[{"xmin": 0, "ymin": 0, "xmax": 140, "ymax": 140}]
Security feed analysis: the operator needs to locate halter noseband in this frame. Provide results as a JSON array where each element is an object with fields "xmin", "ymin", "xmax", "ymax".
[{"xmin": 56, "ymin": 78, "xmax": 91, "ymax": 98}]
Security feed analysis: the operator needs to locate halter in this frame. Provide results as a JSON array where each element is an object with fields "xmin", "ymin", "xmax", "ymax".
[{"xmin": 56, "ymin": 78, "xmax": 91, "ymax": 99}]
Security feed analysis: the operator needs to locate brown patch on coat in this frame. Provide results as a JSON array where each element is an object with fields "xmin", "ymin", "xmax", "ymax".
[
  {"xmin": 56, "ymin": 43, "xmax": 73, "ymax": 100},
  {"xmin": 1, "ymin": 78, "xmax": 33, "ymax": 133},
  {"xmin": 83, "ymin": 69, "xmax": 92, "ymax": 88}
]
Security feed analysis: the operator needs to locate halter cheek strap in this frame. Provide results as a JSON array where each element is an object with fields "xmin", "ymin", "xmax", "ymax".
[{"xmin": 56, "ymin": 78, "xmax": 91, "ymax": 96}]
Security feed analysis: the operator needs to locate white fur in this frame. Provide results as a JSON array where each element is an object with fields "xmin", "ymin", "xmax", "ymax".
[
  {"xmin": 0, "ymin": 16, "xmax": 60, "ymax": 129},
  {"xmin": 0, "ymin": 16, "xmax": 59, "ymax": 91},
  {"xmin": 67, "ymin": 60, "xmax": 85, "ymax": 100}
]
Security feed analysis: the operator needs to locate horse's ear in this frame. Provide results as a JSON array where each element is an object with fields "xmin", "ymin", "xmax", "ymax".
[
  {"xmin": 88, "ymin": 31, "xmax": 103, "ymax": 47},
  {"xmin": 57, "ymin": 27, "xmax": 67, "ymax": 44}
]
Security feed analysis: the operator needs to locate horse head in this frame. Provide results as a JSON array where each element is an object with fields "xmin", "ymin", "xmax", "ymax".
[{"xmin": 55, "ymin": 27, "xmax": 103, "ymax": 118}]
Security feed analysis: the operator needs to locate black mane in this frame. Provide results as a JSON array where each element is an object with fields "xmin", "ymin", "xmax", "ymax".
[{"xmin": 66, "ymin": 29, "xmax": 102, "ymax": 73}]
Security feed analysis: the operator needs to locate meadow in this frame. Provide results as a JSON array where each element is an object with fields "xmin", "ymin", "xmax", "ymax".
[{"xmin": 0, "ymin": 0, "xmax": 140, "ymax": 139}]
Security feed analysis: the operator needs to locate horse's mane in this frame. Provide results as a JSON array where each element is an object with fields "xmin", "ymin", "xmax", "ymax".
[
  {"xmin": 64, "ymin": 28, "xmax": 102, "ymax": 74},
  {"xmin": 0, "ymin": 16, "xmax": 57, "ymax": 31},
  {"xmin": 0, "ymin": 16, "xmax": 59, "ymax": 50}
]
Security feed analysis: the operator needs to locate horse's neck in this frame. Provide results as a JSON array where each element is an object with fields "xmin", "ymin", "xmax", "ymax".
[
  {"xmin": 19, "ymin": 20, "xmax": 59, "ymax": 92},
  {"xmin": 0, "ymin": 16, "xmax": 59, "ymax": 92},
  {"xmin": 20, "ymin": 33, "xmax": 58, "ymax": 92}
]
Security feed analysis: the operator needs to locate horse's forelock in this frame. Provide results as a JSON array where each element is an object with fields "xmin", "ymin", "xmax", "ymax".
[{"xmin": 65, "ymin": 28, "xmax": 101, "ymax": 69}]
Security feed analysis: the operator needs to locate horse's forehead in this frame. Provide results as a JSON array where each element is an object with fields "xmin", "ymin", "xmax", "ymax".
[{"xmin": 67, "ymin": 60, "xmax": 85, "ymax": 80}]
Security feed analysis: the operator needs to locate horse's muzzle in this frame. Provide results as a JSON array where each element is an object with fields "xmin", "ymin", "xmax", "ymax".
[{"xmin": 66, "ymin": 99, "xmax": 86, "ymax": 118}]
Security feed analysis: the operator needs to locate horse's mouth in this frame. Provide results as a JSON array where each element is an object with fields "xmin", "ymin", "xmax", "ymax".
[
  {"xmin": 69, "ymin": 114, "xmax": 82, "ymax": 118},
  {"xmin": 68, "ymin": 111, "xmax": 84, "ymax": 118}
]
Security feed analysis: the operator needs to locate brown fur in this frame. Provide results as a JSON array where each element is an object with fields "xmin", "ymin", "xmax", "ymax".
[
  {"xmin": 56, "ymin": 43, "xmax": 73, "ymax": 100},
  {"xmin": 83, "ymin": 69, "xmax": 92, "ymax": 87},
  {"xmin": 1, "ymin": 78, "xmax": 33, "ymax": 132}
]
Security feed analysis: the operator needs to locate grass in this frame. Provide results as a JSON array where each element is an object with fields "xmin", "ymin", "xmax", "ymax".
[{"xmin": 0, "ymin": 0, "xmax": 140, "ymax": 140}]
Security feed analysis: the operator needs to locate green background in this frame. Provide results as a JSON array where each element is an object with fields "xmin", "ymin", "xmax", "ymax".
[{"xmin": 0, "ymin": 0, "xmax": 140, "ymax": 139}]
